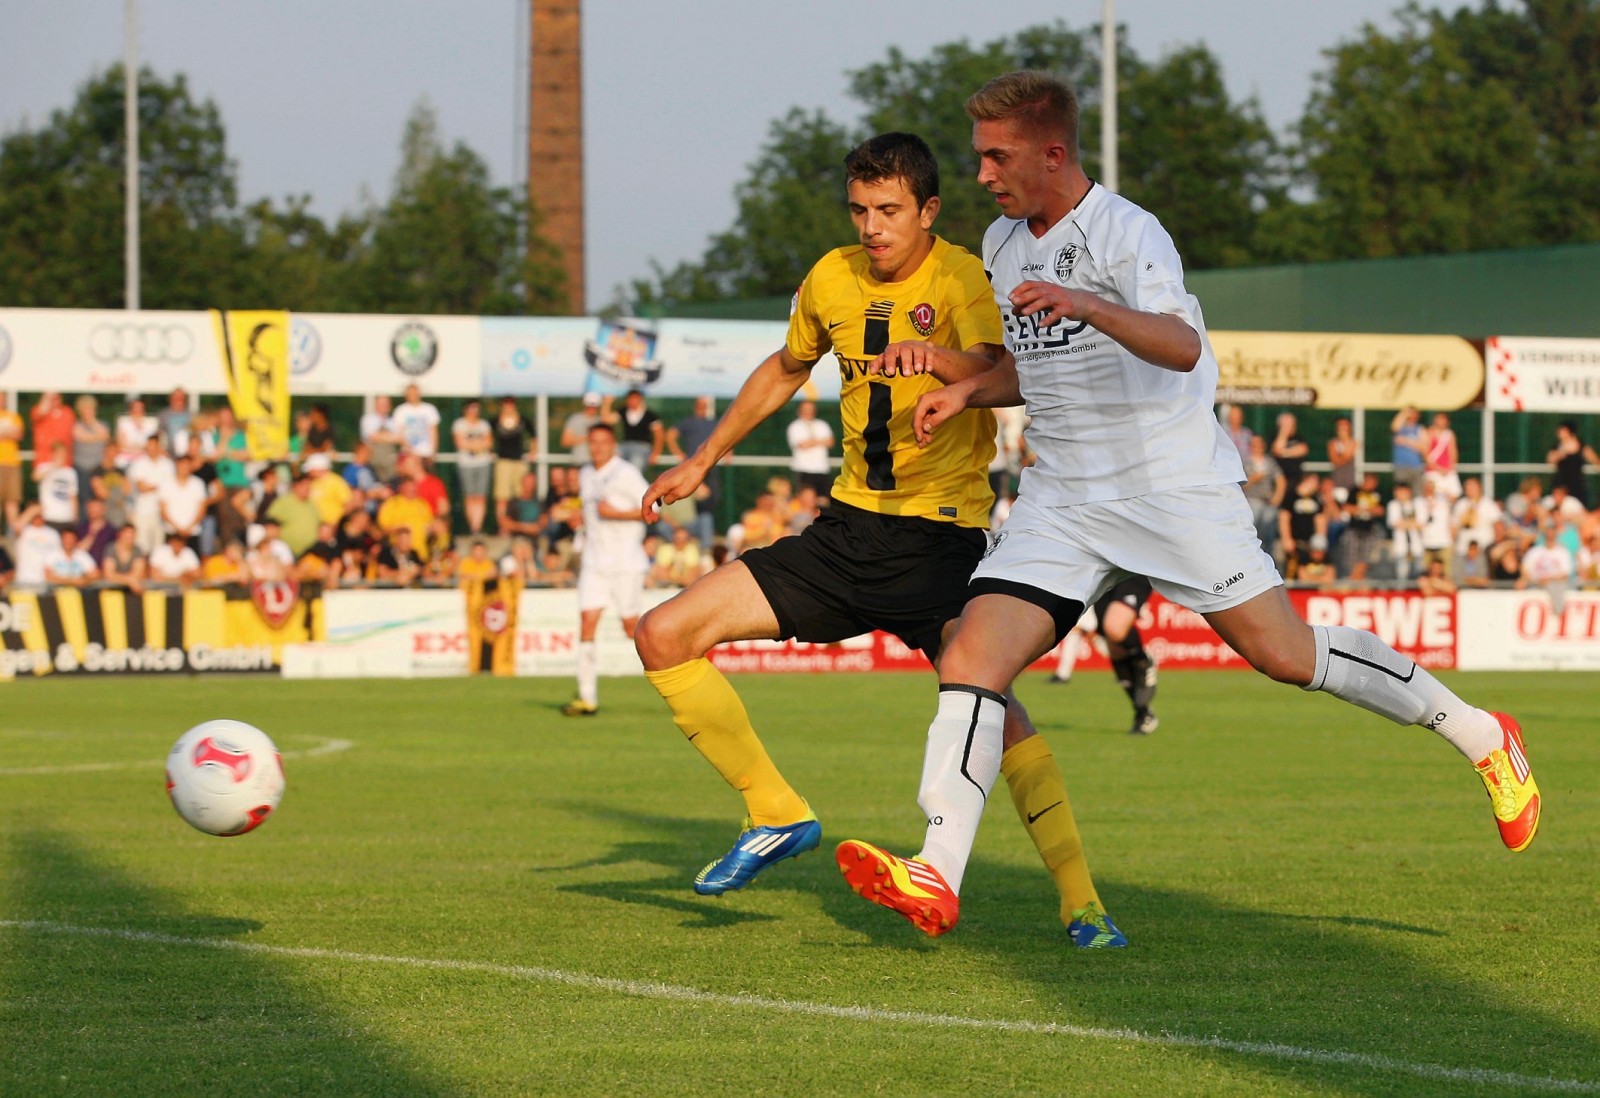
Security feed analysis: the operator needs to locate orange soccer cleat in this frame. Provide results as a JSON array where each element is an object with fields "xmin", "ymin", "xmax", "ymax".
[
  {"xmin": 1477, "ymin": 712, "xmax": 1541, "ymax": 852},
  {"xmin": 835, "ymin": 839, "xmax": 959, "ymax": 937}
]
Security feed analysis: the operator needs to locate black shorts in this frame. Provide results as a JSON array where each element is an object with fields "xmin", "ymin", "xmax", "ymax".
[
  {"xmin": 1093, "ymin": 575, "xmax": 1152, "ymax": 626},
  {"xmin": 739, "ymin": 498, "xmax": 987, "ymax": 658}
]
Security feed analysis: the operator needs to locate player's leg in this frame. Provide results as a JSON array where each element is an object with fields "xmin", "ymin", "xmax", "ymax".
[
  {"xmin": 1099, "ymin": 584, "xmax": 1158, "ymax": 735},
  {"xmin": 1204, "ymin": 585, "xmax": 1539, "ymax": 850},
  {"xmin": 563, "ymin": 603, "xmax": 605, "ymax": 716}
]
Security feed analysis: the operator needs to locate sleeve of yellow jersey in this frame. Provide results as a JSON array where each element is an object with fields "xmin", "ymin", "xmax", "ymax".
[
  {"xmin": 949, "ymin": 253, "xmax": 1005, "ymax": 351},
  {"xmin": 784, "ymin": 257, "xmax": 831, "ymax": 364}
]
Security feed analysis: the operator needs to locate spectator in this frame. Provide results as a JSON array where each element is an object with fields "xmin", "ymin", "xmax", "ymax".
[
  {"xmin": 1424, "ymin": 412, "xmax": 1462, "ymax": 500},
  {"xmin": 789, "ymin": 484, "xmax": 822, "ymax": 536},
  {"xmin": 617, "ymin": 388, "xmax": 664, "ymax": 471},
  {"xmin": 1547, "ymin": 420, "xmax": 1598, "ymax": 508},
  {"xmin": 1451, "ymin": 477, "xmax": 1501, "ymax": 558},
  {"xmin": 1387, "ymin": 481, "xmax": 1424, "ymax": 582},
  {"xmin": 91, "ymin": 452, "xmax": 132, "ymax": 530},
  {"xmin": 457, "ymin": 539, "xmax": 498, "ymax": 585},
  {"xmin": 304, "ymin": 402, "xmax": 337, "ymax": 454},
  {"xmin": 1241, "ymin": 434, "xmax": 1285, "ymax": 556},
  {"xmin": 77, "ymin": 498, "xmax": 116, "ymax": 564},
  {"xmin": 101, "ymin": 524, "xmax": 146, "ymax": 591},
  {"xmin": 423, "ymin": 517, "xmax": 456, "ymax": 584},
  {"xmin": 398, "ymin": 454, "xmax": 451, "ymax": 520},
  {"xmin": 297, "ymin": 523, "xmax": 344, "ymax": 586},
  {"xmin": 247, "ymin": 518, "xmax": 296, "ymax": 580},
  {"xmin": 362, "ymin": 394, "xmax": 404, "ymax": 482},
  {"xmin": 1487, "ymin": 521, "xmax": 1525, "ymax": 583},
  {"xmin": 1221, "ymin": 404, "xmax": 1253, "ymax": 464},
  {"xmin": 392, "ymin": 384, "xmax": 441, "ymax": 459},
  {"xmin": 499, "ymin": 536, "xmax": 540, "ymax": 584},
  {"xmin": 1390, "ymin": 405, "xmax": 1426, "ymax": 493},
  {"xmin": 30, "ymin": 391, "xmax": 76, "ymax": 467},
  {"xmin": 376, "ymin": 527, "xmax": 425, "ymax": 586},
  {"xmin": 148, "ymin": 530, "xmax": 202, "ymax": 587},
  {"xmin": 501, "ymin": 471, "xmax": 547, "ymax": 541},
  {"xmin": 1416, "ymin": 557, "xmax": 1456, "ymax": 596},
  {"xmin": 1340, "ymin": 472, "xmax": 1387, "ymax": 584},
  {"xmin": 12, "ymin": 506, "xmax": 60, "ymax": 587},
  {"xmin": 732, "ymin": 490, "xmax": 785, "ymax": 556},
  {"xmin": 127, "ymin": 434, "xmax": 175, "ymax": 555},
  {"xmin": 651, "ymin": 525, "xmax": 705, "ymax": 588},
  {"xmin": 43, "ymin": 528, "xmax": 99, "ymax": 587},
  {"xmin": 1417, "ymin": 477, "xmax": 1455, "ymax": 576},
  {"xmin": 0, "ymin": 541, "xmax": 12, "ymax": 590},
  {"xmin": 1519, "ymin": 524, "xmax": 1574, "ymax": 611},
  {"xmin": 1576, "ymin": 528, "xmax": 1600, "ymax": 588},
  {"xmin": 1326, "ymin": 415, "xmax": 1357, "ymax": 496},
  {"xmin": 1457, "ymin": 541, "xmax": 1491, "ymax": 589},
  {"xmin": 540, "ymin": 466, "xmax": 581, "ymax": 574},
  {"xmin": 156, "ymin": 389, "xmax": 192, "ymax": 455},
  {"xmin": 202, "ymin": 540, "xmax": 250, "ymax": 585},
  {"xmin": 33, "ymin": 442, "xmax": 79, "ymax": 533},
  {"xmin": 158, "ymin": 454, "xmax": 209, "ymax": 552},
  {"xmin": 1270, "ymin": 411, "xmax": 1309, "ymax": 490},
  {"xmin": 0, "ymin": 391, "xmax": 22, "ymax": 534},
  {"xmin": 71, "ymin": 395, "xmax": 111, "ymax": 512},
  {"xmin": 1542, "ymin": 484, "xmax": 1587, "ymax": 529},
  {"xmin": 214, "ymin": 486, "xmax": 255, "ymax": 552},
  {"xmin": 1504, "ymin": 476, "xmax": 1545, "ymax": 536},
  {"xmin": 667, "ymin": 395, "xmax": 720, "ymax": 548},
  {"xmin": 342, "ymin": 442, "xmax": 385, "ymax": 503},
  {"xmin": 266, "ymin": 475, "xmax": 320, "ymax": 557},
  {"xmin": 786, "ymin": 399, "xmax": 835, "ymax": 498},
  {"xmin": 491, "ymin": 396, "xmax": 535, "ymax": 532},
  {"xmin": 990, "ymin": 403, "xmax": 1027, "ymax": 501},
  {"xmin": 336, "ymin": 511, "xmax": 377, "ymax": 586},
  {"xmin": 1277, "ymin": 472, "xmax": 1325, "ymax": 580},
  {"xmin": 210, "ymin": 407, "xmax": 252, "ymax": 494},
  {"xmin": 561, "ymin": 391, "xmax": 611, "ymax": 466},
  {"xmin": 377, "ymin": 476, "xmax": 434, "ymax": 549},
  {"xmin": 1297, "ymin": 536, "xmax": 1337, "ymax": 588},
  {"xmin": 303, "ymin": 453, "xmax": 352, "ymax": 527},
  {"xmin": 452, "ymin": 398, "xmax": 494, "ymax": 535},
  {"xmin": 113, "ymin": 397, "xmax": 159, "ymax": 467},
  {"xmin": 1317, "ymin": 476, "xmax": 1348, "ymax": 559}
]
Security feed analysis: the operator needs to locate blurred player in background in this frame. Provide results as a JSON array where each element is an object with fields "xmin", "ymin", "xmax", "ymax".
[
  {"xmin": 1050, "ymin": 576, "xmax": 1159, "ymax": 735},
  {"xmin": 563, "ymin": 422, "xmax": 650, "ymax": 717},
  {"xmin": 635, "ymin": 131, "xmax": 1121, "ymax": 947},
  {"xmin": 839, "ymin": 70, "xmax": 1538, "ymax": 942}
]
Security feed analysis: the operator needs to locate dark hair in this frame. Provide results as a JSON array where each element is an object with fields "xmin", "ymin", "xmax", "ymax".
[
  {"xmin": 587, "ymin": 421, "xmax": 618, "ymax": 439},
  {"xmin": 844, "ymin": 132, "xmax": 939, "ymax": 209}
]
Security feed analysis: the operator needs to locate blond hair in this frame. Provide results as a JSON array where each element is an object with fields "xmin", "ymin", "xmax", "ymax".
[{"xmin": 965, "ymin": 70, "xmax": 1079, "ymax": 153}]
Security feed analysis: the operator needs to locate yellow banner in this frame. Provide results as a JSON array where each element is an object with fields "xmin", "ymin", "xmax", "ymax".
[
  {"xmin": 1210, "ymin": 331, "xmax": 1484, "ymax": 410},
  {"xmin": 465, "ymin": 576, "xmax": 523, "ymax": 676},
  {"xmin": 212, "ymin": 309, "xmax": 291, "ymax": 459}
]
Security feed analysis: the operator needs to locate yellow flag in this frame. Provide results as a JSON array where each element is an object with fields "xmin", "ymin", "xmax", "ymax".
[{"xmin": 212, "ymin": 310, "xmax": 291, "ymax": 460}]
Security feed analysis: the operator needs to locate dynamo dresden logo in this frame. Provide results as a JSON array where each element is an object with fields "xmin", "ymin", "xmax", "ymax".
[
  {"xmin": 479, "ymin": 598, "xmax": 510, "ymax": 638},
  {"xmin": 251, "ymin": 579, "xmax": 300, "ymax": 629},
  {"xmin": 908, "ymin": 302, "xmax": 935, "ymax": 338},
  {"xmin": 1053, "ymin": 243, "xmax": 1080, "ymax": 282}
]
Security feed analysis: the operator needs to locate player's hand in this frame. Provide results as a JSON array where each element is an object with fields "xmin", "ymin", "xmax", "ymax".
[
  {"xmin": 1009, "ymin": 280, "xmax": 1094, "ymax": 329},
  {"xmin": 871, "ymin": 341, "xmax": 941, "ymax": 378},
  {"xmin": 642, "ymin": 459, "xmax": 707, "ymax": 519},
  {"xmin": 913, "ymin": 384, "xmax": 971, "ymax": 447}
]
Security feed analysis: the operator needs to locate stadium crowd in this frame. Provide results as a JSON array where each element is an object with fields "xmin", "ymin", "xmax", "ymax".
[{"xmin": 0, "ymin": 385, "xmax": 1596, "ymax": 604}]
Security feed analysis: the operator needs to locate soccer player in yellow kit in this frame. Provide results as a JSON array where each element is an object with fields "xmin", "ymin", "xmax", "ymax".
[{"xmin": 635, "ymin": 131, "xmax": 1124, "ymax": 946}]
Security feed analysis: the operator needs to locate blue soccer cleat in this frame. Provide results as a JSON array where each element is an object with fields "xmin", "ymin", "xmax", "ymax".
[
  {"xmin": 693, "ymin": 809, "xmax": 822, "ymax": 895},
  {"xmin": 1067, "ymin": 902, "xmax": 1128, "ymax": 949}
]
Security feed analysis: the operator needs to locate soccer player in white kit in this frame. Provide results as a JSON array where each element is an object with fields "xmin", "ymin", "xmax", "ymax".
[
  {"xmin": 563, "ymin": 423, "xmax": 650, "ymax": 716},
  {"xmin": 837, "ymin": 70, "xmax": 1540, "ymax": 939}
]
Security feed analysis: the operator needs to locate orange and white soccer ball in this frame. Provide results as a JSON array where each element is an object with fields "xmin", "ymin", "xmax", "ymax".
[{"xmin": 166, "ymin": 720, "xmax": 285, "ymax": 836}]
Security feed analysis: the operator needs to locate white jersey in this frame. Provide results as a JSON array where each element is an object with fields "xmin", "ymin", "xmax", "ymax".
[
  {"xmin": 579, "ymin": 456, "xmax": 649, "ymax": 574},
  {"xmin": 982, "ymin": 183, "xmax": 1243, "ymax": 505}
]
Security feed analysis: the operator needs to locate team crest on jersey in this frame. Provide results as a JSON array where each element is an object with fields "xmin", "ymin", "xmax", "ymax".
[
  {"xmin": 908, "ymin": 302, "xmax": 935, "ymax": 337},
  {"xmin": 250, "ymin": 579, "xmax": 299, "ymax": 629},
  {"xmin": 1053, "ymin": 244, "xmax": 1080, "ymax": 282},
  {"xmin": 479, "ymin": 597, "xmax": 510, "ymax": 638}
]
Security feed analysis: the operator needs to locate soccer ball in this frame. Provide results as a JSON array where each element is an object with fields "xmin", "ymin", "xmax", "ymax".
[{"xmin": 166, "ymin": 720, "xmax": 285, "ymax": 836}]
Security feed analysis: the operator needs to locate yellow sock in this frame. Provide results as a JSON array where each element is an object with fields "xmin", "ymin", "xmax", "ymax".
[
  {"xmin": 1001, "ymin": 734, "xmax": 1102, "ymax": 923},
  {"xmin": 645, "ymin": 658, "xmax": 808, "ymax": 827}
]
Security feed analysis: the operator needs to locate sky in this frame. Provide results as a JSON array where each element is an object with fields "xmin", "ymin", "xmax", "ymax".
[{"xmin": 1, "ymin": 0, "xmax": 1419, "ymax": 310}]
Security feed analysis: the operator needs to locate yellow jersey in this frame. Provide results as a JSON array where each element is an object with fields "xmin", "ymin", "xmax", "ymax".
[{"xmin": 787, "ymin": 236, "xmax": 999, "ymax": 527}]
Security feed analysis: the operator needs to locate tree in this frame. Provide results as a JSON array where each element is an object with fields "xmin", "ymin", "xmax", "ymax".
[{"xmin": 344, "ymin": 101, "xmax": 567, "ymax": 315}]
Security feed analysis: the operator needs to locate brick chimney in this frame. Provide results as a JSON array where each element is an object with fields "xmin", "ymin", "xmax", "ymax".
[{"xmin": 528, "ymin": 0, "xmax": 584, "ymax": 313}]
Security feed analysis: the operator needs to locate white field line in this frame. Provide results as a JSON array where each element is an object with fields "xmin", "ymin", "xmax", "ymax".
[
  {"xmin": 0, "ymin": 737, "xmax": 354, "ymax": 776},
  {"xmin": 2, "ymin": 919, "xmax": 1595, "ymax": 1092}
]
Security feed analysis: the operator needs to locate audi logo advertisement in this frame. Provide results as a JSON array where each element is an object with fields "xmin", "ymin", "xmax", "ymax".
[{"xmin": 88, "ymin": 322, "xmax": 197, "ymax": 364}]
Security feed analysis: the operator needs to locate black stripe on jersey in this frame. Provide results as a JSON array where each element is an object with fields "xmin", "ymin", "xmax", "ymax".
[
  {"xmin": 863, "ymin": 299, "xmax": 893, "ymax": 356},
  {"xmin": 862, "ymin": 382, "xmax": 896, "ymax": 491}
]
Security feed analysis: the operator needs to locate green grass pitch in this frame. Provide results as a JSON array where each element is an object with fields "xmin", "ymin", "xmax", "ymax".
[{"xmin": 2, "ymin": 670, "xmax": 1596, "ymax": 1096}]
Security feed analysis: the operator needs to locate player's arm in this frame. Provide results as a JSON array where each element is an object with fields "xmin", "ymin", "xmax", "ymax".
[
  {"xmin": 870, "ymin": 340, "xmax": 1005, "ymax": 383},
  {"xmin": 911, "ymin": 354, "xmax": 1023, "ymax": 447},
  {"xmin": 643, "ymin": 347, "xmax": 813, "ymax": 512},
  {"xmin": 1008, "ymin": 281, "xmax": 1201, "ymax": 372}
]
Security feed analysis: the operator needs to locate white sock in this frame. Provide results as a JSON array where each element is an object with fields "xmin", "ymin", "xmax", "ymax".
[
  {"xmin": 1054, "ymin": 634, "xmax": 1080, "ymax": 681},
  {"xmin": 914, "ymin": 685, "xmax": 1006, "ymax": 894},
  {"xmin": 1307, "ymin": 625, "xmax": 1500, "ymax": 760},
  {"xmin": 577, "ymin": 641, "xmax": 598, "ymax": 706}
]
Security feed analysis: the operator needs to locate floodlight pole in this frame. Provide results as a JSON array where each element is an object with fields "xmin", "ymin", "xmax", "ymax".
[
  {"xmin": 1101, "ymin": 0, "xmax": 1118, "ymax": 193},
  {"xmin": 124, "ymin": 0, "xmax": 140, "ymax": 311}
]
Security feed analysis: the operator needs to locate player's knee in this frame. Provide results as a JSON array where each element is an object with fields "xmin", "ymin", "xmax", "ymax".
[{"xmin": 633, "ymin": 606, "xmax": 689, "ymax": 669}]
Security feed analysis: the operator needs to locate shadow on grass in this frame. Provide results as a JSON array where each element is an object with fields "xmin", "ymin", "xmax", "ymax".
[
  {"xmin": 0, "ymin": 830, "xmax": 448, "ymax": 1097},
  {"xmin": 551, "ymin": 802, "xmax": 1600, "ymax": 1093}
]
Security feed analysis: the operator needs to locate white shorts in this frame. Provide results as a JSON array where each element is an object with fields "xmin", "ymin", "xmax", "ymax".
[
  {"xmin": 577, "ymin": 567, "xmax": 644, "ymax": 619},
  {"xmin": 971, "ymin": 482, "xmax": 1282, "ymax": 630}
]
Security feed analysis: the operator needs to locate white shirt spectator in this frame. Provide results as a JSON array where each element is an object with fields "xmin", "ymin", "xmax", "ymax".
[
  {"xmin": 245, "ymin": 537, "xmax": 296, "ymax": 580},
  {"xmin": 360, "ymin": 410, "xmax": 393, "ymax": 444},
  {"xmin": 127, "ymin": 452, "xmax": 176, "ymax": 499},
  {"xmin": 1418, "ymin": 490, "xmax": 1454, "ymax": 552},
  {"xmin": 44, "ymin": 546, "xmax": 97, "ymax": 581},
  {"xmin": 452, "ymin": 416, "xmax": 494, "ymax": 469},
  {"xmin": 115, "ymin": 412, "xmax": 159, "ymax": 455},
  {"xmin": 990, "ymin": 405, "xmax": 1027, "ymax": 475},
  {"xmin": 786, "ymin": 414, "xmax": 834, "ymax": 477},
  {"xmin": 14, "ymin": 523, "xmax": 62, "ymax": 585},
  {"xmin": 158, "ymin": 473, "xmax": 208, "ymax": 534},
  {"xmin": 391, "ymin": 399, "xmax": 441, "ymax": 457},
  {"xmin": 148, "ymin": 542, "xmax": 201, "ymax": 581},
  {"xmin": 36, "ymin": 464, "xmax": 79, "ymax": 525},
  {"xmin": 1522, "ymin": 543, "xmax": 1574, "ymax": 586},
  {"xmin": 1387, "ymin": 495, "xmax": 1423, "ymax": 563},
  {"xmin": 1451, "ymin": 493, "xmax": 1502, "ymax": 554}
]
